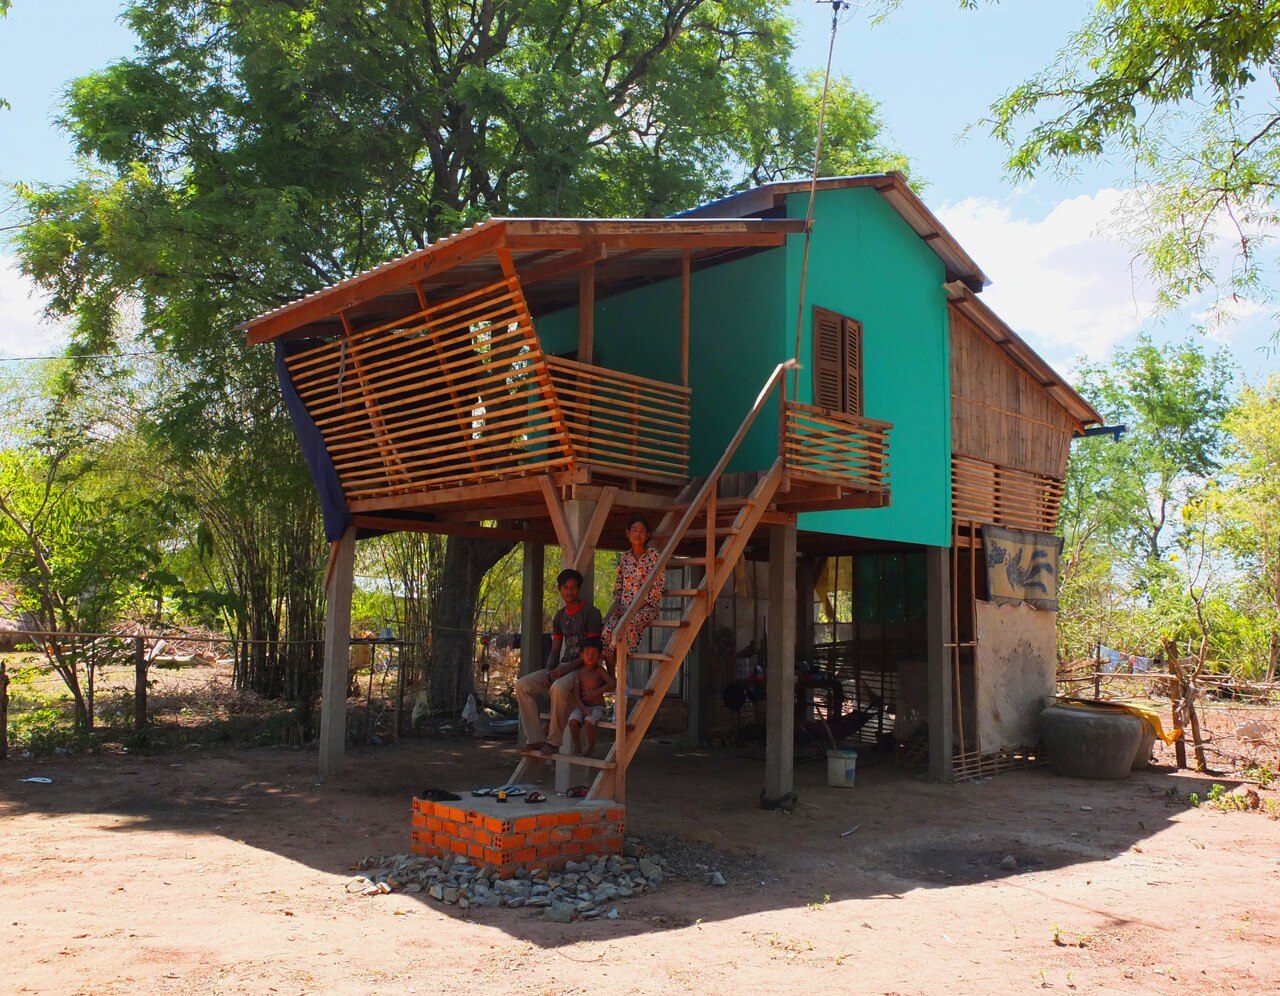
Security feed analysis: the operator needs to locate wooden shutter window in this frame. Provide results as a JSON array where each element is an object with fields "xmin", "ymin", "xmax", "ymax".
[
  {"xmin": 843, "ymin": 316, "xmax": 864, "ymax": 416},
  {"xmin": 812, "ymin": 306, "xmax": 864, "ymax": 416},
  {"xmin": 812, "ymin": 306, "xmax": 844, "ymax": 411}
]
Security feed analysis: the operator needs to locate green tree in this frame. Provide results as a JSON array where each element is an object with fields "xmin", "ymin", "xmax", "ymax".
[
  {"xmin": 1192, "ymin": 375, "xmax": 1280, "ymax": 680},
  {"xmin": 1057, "ymin": 335, "xmax": 1234, "ymax": 662},
  {"xmin": 14, "ymin": 0, "xmax": 908, "ymax": 714},
  {"xmin": 986, "ymin": 0, "xmax": 1280, "ymax": 323}
]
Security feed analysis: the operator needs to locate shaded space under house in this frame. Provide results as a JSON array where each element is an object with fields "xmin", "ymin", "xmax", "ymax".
[{"xmin": 241, "ymin": 173, "xmax": 1100, "ymax": 862}]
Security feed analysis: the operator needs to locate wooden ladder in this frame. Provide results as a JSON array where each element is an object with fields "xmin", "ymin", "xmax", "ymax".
[{"xmin": 508, "ymin": 361, "xmax": 795, "ymax": 802}]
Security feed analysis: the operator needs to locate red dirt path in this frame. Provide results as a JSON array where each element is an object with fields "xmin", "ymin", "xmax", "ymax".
[{"xmin": 2, "ymin": 739, "xmax": 1277, "ymax": 994}]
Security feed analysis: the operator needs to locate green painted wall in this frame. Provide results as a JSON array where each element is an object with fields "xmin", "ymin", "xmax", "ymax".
[
  {"xmin": 786, "ymin": 188, "xmax": 952, "ymax": 548},
  {"xmin": 533, "ymin": 185, "xmax": 952, "ymax": 548}
]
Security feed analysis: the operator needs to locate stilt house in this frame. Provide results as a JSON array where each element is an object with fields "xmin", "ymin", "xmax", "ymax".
[{"xmin": 243, "ymin": 173, "xmax": 1100, "ymax": 808}]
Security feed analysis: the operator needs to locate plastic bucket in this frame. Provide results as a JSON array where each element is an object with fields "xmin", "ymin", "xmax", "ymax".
[{"xmin": 827, "ymin": 748, "xmax": 857, "ymax": 788}]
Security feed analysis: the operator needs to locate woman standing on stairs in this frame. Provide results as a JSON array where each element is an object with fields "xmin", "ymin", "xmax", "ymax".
[{"xmin": 602, "ymin": 514, "xmax": 666, "ymax": 659}]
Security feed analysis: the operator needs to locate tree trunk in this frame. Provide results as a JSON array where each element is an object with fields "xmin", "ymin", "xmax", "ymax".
[{"xmin": 427, "ymin": 535, "xmax": 515, "ymax": 715}]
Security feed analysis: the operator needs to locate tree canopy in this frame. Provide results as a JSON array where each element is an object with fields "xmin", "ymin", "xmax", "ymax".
[{"xmin": 985, "ymin": 0, "xmax": 1280, "ymax": 323}]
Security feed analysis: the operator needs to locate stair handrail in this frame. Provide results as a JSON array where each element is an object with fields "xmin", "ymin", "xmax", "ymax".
[{"xmin": 609, "ymin": 359, "xmax": 797, "ymax": 654}]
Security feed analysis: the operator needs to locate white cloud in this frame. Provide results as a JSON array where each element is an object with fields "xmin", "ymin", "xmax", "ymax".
[
  {"xmin": 937, "ymin": 189, "xmax": 1157, "ymax": 370},
  {"xmin": 936, "ymin": 188, "xmax": 1280, "ymax": 380},
  {"xmin": 0, "ymin": 255, "xmax": 66, "ymax": 359}
]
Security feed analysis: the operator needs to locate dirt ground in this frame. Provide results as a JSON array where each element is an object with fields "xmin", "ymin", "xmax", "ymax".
[{"xmin": 2, "ymin": 738, "xmax": 1278, "ymax": 996}]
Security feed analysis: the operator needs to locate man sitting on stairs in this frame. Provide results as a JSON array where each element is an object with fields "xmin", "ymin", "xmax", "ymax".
[{"xmin": 515, "ymin": 568, "xmax": 603, "ymax": 754}]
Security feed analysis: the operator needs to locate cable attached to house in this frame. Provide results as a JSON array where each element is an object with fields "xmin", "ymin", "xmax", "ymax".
[{"xmin": 789, "ymin": 0, "xmax": 851, "ymax": 400}]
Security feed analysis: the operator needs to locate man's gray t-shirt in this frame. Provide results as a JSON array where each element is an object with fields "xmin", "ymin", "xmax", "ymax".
[{"xmin": 550, "ymin": 602, "xmax": 603, "ymax": 666}]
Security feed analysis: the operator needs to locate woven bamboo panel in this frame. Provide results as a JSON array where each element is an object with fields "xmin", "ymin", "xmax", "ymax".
[
  {"xmin": 950, "ymin": 310, "xmax": 1076, "ymax": 479},
  {"xmin": 783, "ymin": 402, "xmax": 891, "ymax": 495},
  {"xmin": 952, "ymin": 746, "xmax": 1041, "ymax": 782},
  {"xmin": 545, "ymin": 356, "xmax": 691, "ymax": 481},
  {"xmin": 285, "ymin": 277, "xmax": 574, "ymax": 500},
  {"xmin": 952, "ymin": 455, "xmax": 1064, "ymax": 532}
]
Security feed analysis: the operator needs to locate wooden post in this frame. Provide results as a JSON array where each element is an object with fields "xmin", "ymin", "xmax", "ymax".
[
  {"xmin": 0, "ymin": 660, "xmax": 8, "ymax": 761},
  {"xmin": 563, "ymin": 498, "xmax": 597, "ymax": 600},
  {"xmin": 926, "ymin": 545, "xmax": 954, "ymax": 782},
  {"xmin": 578, "ymin": 261, "xmax": 595, "ymax": 364},
  {"xmin": 680, "ymin": 249, "xmax": 691, "ymax": 388},
  {"xmin": 1165, "ymin": 646, "xmax": 1208, "ymax": 772},
  {"xmin": 133, "ymin": 636, "xmax": 148, "ymax": 733},
  {"xmin": 519, "ymin": 541, "xmax": 545, "ymax": 679},
  {"xmin": 319, "ymin": 528, "xmax": 357, "ymax": 779},
  {"xmin": 1168, "ymin": 655, "xmax": 1187, "ymax": 769},
  {"xmin": 765, "ymin": 522, "xmax": 797, "ymax": 801}
]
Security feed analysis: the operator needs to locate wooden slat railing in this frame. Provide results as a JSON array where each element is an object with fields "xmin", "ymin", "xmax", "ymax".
[
  {"xmin": 546, "ymin": 356, "xmax": 691, "ymax": 482},
  {"xmin": 782, "ymin": 401, "xmax": 891, "ymax": 494},
  {"xmin": 285, "ymin": 277, "xmax": 576, "ymax": 500},
  {"xmin": 951, "ymin": 455, "xmax": 1064, "ymax": 532}
]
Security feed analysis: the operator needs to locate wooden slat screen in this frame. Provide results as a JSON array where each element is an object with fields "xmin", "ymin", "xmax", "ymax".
[
  {"xmin": 285, "ymin": 277, "xmax": 575, "ymax": 501},
  {"xmin": 951, "ymin": 455, "xmax": 1064, "ymax": 533},
  {"xmin": 812, "ymin": 307, "xmax": 844, "ymax": 412},
  {"xmin": 545, "ymin": 356, "xmax": 691, "ymax": 482},
  {"xmin": 844, "ymin": 316, "xmax": 864, "ymax": 416},
  {"xmin": 783, "ymin": 401, "xmax": 891, "ymax": 495}
]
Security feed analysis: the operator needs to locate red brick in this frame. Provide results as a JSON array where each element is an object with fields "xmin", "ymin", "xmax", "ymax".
[
  {"xmin": 535, "ymin": 844, "xmax": 561, "ymax": 860},
  {"xmin": 572, "ymin": 826, "xmax": 595, "ymax": 840},
  {"xmin": 550, "ymin": 828, "xmax": 572, "ymax": 844},
  {"xmin": 556, "ymin": 811, "xmax": 581, "ymax": 826},
  {"xmin": 513, "ymin": 847, "xmax": 536, "ymax": 863},
  {"xmin": 483, "ymin": 815, "xmax": 508, "ymax": 834},
  {"xmin": 526, "ymin": 830, "xmax": 550, "ymax": 846},
  {"xmin": 465, "ymin": 809, "xmax": 486, "ymax": 828},
  {"xmin": 562, "ymin": 841, "xmax": 583, "ymax": 856},
  {"xmin": 466, "ymin": 843, "xmax": 484, "ymax": 860},
  {"xmin": 514, "ymin": 816, "xmax": 537, "ymax": 832},
  {"xmin": 604, "ymin": 808, "xmax": 624, "ymax": 822},
  {"xmin": 535, "ymin": 813, "xmax": 558, "ymax": 828},
  {"xmin": 577, "ymin": 807, "xmax": 603, "ymax": 824}
]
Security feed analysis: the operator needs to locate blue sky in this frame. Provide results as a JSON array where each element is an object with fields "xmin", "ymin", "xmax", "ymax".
[{"xmin": 0, "ymin": 1, "xmax": 1276, "ymax": 383}]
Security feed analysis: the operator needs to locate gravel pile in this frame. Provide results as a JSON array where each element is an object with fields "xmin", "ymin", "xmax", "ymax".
[{"xmin": 343, "ymin": 837, "xmax": 715, "ymax": 921}]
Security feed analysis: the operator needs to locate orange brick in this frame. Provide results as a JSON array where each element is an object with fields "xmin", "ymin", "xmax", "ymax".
[
  {"xmin": 535, "ymin": 813, "xmax": 558, "ymax": 828},
  {"xmin": 483, "ymin": 848, "xmax": 504, "ymax": 866},
  {"xmin": 550, "ymin": 828, "xmax": 572, "ymax": 844},
  {"xmin": 433, "ymin": 831, "xmax": 454, "ymax": 848},
  {"xmin": 604, "ymin": 808, "xmax": 624, "ymax": 822},
  {"xmin": 577, "ymin": 807, "xmax": 603, "ymax": 824},
  {"xmin": 556, "ymin": 811, "xmax": 581, "ymax": 826},
  {"xmin": 465, "ymin": 809, "xmax": 486, "ymax": 828},
  {"xmin": 466, "ymin": 842, "xmax": 483, "ymax": 860},
  {"xmin": 442, "ymin": 806, "xmax": 466, "ymax": 823},
  {"xmin": 483, "ymin": 816, "xmax": 506, "ymax": 834},
  {"xmin": 514, "ymin": 816, "xmax": 537, "ymax": 832},
  {"xmin": 535, "ymin": 844, "xmax": 561, "ymax": 860},
  {"xmin": 526, "ymin": 830, "xmax": 550, "ymax": 846},
  {"xmin": 513, "ymin": 847, "xmax": 536, "ymax": 863},
  {"xmin": 572, "ymin": 826, "xmax": 594, "ymax": 840},
  {"xmin": 601, "ymin": 836, "xmax": 623, "ymax": 852}
]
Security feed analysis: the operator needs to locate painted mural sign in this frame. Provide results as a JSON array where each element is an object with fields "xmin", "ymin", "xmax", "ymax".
[{"xmin": 981, "ymin": 525, "xmax": 1062, "ymax": 611}]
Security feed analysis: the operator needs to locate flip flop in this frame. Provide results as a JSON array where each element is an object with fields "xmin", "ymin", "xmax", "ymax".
[
  {"xmin": 471, "ymin": 787, "xmax": 495, "ymax": 797},
  {"xmin": 565, "ymin": 785, "xmax": 590, "ymax": 799},
  {"xmin": 525, "ymin": 791, "xmax": 547, "ymax": 804},
  {"xmin": 495, "ymin": 784, "xmax": 528, "ymax": 796}
]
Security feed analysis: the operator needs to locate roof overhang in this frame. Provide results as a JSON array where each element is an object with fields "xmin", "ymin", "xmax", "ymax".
[
  {"xmin": 675, "ymin": 172, "xmax": 989, "ymax": 292},
  {"xmin": 945, "ymin": 282, "xmax": 1102, "ymax": 430},
  {"xmin": 241, "ymin": 217, "xmax": 805, "ymax": 345}
]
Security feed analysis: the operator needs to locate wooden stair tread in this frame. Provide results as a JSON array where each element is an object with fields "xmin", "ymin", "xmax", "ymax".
[
  {"xmin": 597, "ymin": 720, "xmax": 635, "ymax": 732},
  {"xmin": 628, "ymin": 652, "xmax": 674, "ymax": 662},
  {"xmin": 649, "ymin": 619, "xmax": 688, "ymax": 628},
  {"xmin": 665, "ymin": 588, "xmax": 701, "ymax": 597},
  {"xmin": 519, "ymin": 749, "xmax": 615, "ymax": 769},
  {"xmin": 626, "ymin": 688, "xmax": 655, "ymax": 698}
]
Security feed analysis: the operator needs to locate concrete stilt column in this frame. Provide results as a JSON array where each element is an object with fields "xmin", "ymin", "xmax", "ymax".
[
  {"xmin": 318, "ymin": 528, "xmax": 357, "ymax": 780},
  {"xmin": 764, "ymin": 522, "xmax": 797, "ymax": 801},
  {"xmin": 519, "ymin": 541, "xmax": 545, "ymax": 679}
]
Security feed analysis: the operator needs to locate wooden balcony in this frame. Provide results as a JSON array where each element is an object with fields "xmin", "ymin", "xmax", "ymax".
[{"xmin": 776, "ymin": 401, "xmax": 891, "ymax": 512}]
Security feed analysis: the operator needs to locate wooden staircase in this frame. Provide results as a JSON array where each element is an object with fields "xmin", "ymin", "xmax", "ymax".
[{"xmin": 508, "ymin": 362, "xmax": 796, "ymax": 802}]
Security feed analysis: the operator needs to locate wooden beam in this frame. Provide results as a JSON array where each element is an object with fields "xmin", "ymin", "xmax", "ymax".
[
  {"xmin": 680, "ymin": 249, "xmax": 691, "ymax": 387},
  {"xmin": 571, "ymin": 486, "xmax": 617, "ymax": 577},
  {"xmin": 349, "ymin": 515, "xmax": 557, "ymax": 544},
  {"xmin": 346, "ymin": 468, "xmax": 588, "ymax": 514},
  {"xmin": 318, "ymin": 528, "xmax": 356, "ymax": 779},
  {"xmin": 578, "ymin": 252, "xmax": 596, "ymax": 364},
  {"xmin": 539, "ymin": 477, "xmax": 574, "ymax": 553},
  {"xmin": 764, "ymin": 522, "xmax": 797, "ymax": 801}
]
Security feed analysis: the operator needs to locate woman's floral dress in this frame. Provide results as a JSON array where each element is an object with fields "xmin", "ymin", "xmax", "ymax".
[{"xmin": 602, "ymin": 546, "xmax": 666, "ymax": 654}]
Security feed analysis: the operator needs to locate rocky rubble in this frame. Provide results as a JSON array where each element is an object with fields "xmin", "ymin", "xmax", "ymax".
[{"xmin": 344, "ymin": 838, "xmax": 709, "ymax": 921}]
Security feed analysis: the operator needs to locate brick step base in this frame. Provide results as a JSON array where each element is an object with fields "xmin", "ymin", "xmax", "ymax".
[{"xmin": 411, "ymin": 795, "xmax": 625, "ymax": 877}]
